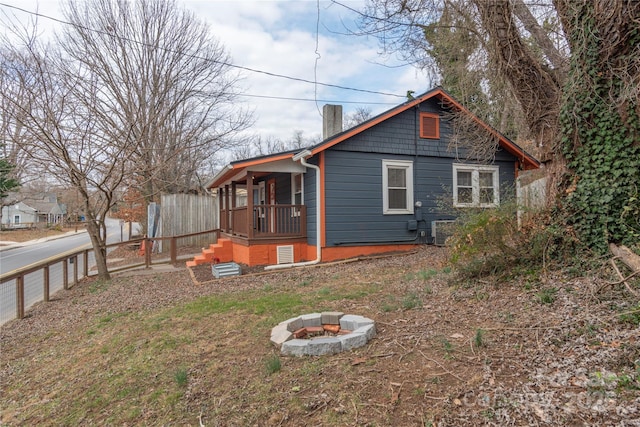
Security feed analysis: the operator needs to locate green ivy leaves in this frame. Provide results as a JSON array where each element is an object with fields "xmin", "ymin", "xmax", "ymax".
[{"xmin": 559, "ymin": 3, "xmax": 640, "ymax": 253}]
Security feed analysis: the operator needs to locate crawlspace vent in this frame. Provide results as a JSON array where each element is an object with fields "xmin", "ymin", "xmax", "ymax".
[{"xmin": 277, "ymin": 245, "xmax": 294, "ymax": 264}]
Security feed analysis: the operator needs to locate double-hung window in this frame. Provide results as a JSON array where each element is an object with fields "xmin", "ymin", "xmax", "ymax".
[
  {"xmin": 383, "ymin": 159, "xmax": 414, "ymax": 214},
  {"xmin": 453, "ymin": 164, "xmax": 499, "ymax": 207},
  {"xmin": 291, "ymin": 173, "xmax": 303, "ymax": 216}
]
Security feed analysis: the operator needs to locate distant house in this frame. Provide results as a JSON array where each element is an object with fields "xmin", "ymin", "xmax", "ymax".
[
  {"xmin": 190, "ymin": 87, "xmax": 539, "ymax": 268},
  {"xmin": 1, "ymin": 201, "xmax": 37, "ymax": 228},
  {"xmin": 1, "ymin": 192, "xmax": 66, "ymax": 228}
]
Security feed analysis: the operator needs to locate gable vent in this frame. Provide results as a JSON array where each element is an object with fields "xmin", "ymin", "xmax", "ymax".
[
  {"xmin": 277, "ymin": 245, "xmax": 294, "ymax": 264},
  {"xmin": 420, "ymin": 113, "xmax": 440, "ymax": 139}
]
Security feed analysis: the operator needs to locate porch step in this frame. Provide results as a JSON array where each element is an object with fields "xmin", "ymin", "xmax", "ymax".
[
  {"xmin": 186, "ymin": 254, "xmax": 209, "ymax": 267},
  {"xmin": 186, "ymin": 238, "xmax": 233, "ymax": 267},
  {"xmin": 202, "ymin": 248, "xmax": 217, "ymax": 258}
]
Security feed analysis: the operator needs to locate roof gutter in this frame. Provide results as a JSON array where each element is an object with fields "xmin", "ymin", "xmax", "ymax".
[{"xmin": 264, "ymin": 149, "xmax": 321, "ymax": 271}]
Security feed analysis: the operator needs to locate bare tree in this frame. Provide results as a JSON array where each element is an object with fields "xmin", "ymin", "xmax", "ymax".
[
  {"xmin": 344, "ymin": 106, "xmax": 373, "ymax": 129},
  {"xmin": 230, "ymin": 130, "xmax": 317, "ymax": 161},
  {"xmin": 229, "ymin": 135, "xmax": 281, "ymax": 161},
  {"xmin": 473, "ymin": 0, "xmax": 562, "ymax": 159},
  {"xmin": 58, "ymin": 0, "xmax": 252, "ymax": 202},
  {"xmin": 359, "ymin": 0, "xmax": 566, "ymax": 159},
  {"xmin": 0, "ymin": 33, "xmax": 128, "ymax": 278},
  {"xmin": 1, "ymin": 0, "xmax": 252, "ymax": 276}
]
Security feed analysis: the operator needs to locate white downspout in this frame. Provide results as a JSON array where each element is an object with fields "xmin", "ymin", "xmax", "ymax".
[{"xmin": 264, "ymin": 149, "xmax": 321, "ymax": 270}]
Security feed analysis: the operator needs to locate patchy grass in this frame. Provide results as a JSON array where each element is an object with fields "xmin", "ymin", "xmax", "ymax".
[
  {"xmin": 474, "ymin": 328, "xmax": 486, "ymax": 348},
  {"xmin": 1, "ymin": 247, "xmax": 638, "ymax": 426},
  {"xmin": 535, "ymin": 287, "xmax": 558, "ymax": 304},
  {"xmin": 264, "ymin": 354, "xmax": 282, "ymax": 375}
]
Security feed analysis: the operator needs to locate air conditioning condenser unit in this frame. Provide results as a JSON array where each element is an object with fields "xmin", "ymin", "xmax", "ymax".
[{"xmin": 431, "ymin": 220, "xmax": 456, "ymax": 246}]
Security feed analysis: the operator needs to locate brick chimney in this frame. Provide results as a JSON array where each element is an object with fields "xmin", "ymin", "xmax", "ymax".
[{"xmin": 322, "ymin": 104, "xmax": 343, "ymax": 140}]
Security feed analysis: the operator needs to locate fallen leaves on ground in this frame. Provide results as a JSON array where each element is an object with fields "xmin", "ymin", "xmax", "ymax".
[{"xmin": 1, "ymin": 246, "xmax": 638, "ymax": 426}]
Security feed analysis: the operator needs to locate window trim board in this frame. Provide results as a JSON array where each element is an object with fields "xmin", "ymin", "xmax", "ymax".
[
  {"xmin": 382, "ymin": 159, "xmax": 414, "ymax": 215},
  {"xmin": 452, "ymin": 163, "xmax": 500, "ymax": 208},
  {"xmin": 291, "ymin": 173, "xmax": 304, "ymax": 217}
]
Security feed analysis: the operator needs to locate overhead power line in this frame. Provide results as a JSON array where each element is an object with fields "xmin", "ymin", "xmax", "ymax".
[
  {"xmin": 0, "ymin": 2, "xmax": 406, "ymax": 99},
  {"xmin": 239, "ymin": 93, "xmax": 396, "ymax": 105}
]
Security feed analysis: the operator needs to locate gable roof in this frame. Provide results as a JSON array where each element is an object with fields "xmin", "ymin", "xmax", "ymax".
[
  {"xmin": 308, "ymin": 87, "xmax": 539, "ymax": 169},
  {"xmin": 208, "ymin": 87, "xmax": 539, "ymax": 189},
  {"xmin": 6, "ymin": 201, "xmax": 37, "ymax": 213},
  {"xmin": 21, "ymin": 193, "xmax": 65, "ymax": 215}
]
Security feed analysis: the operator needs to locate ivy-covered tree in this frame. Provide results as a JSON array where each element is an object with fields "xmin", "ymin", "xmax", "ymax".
[{"xmin": 557, "ymin": 1, "xmax": 640, "ymax": 251}]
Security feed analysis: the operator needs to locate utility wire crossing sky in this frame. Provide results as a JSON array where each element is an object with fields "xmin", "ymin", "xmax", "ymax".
[{"xmin": 0, "ymin": 0, "xmax": 430, "ymax": 142}]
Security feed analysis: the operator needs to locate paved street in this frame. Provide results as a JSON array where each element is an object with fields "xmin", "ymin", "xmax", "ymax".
[{"xmin": 0, "ymin": 219, "xmax": 123, "ymax": 325}]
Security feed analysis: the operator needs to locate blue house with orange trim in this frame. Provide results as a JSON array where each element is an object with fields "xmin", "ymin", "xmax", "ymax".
[{"xmin": 192, "ymin": 87, "xmax": 539, "ymax": 268}]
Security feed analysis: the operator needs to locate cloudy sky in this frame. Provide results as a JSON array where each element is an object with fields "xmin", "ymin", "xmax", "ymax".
[{"xmin": 1, "ymin": 0, "xmax": 431, "ymax": 144}]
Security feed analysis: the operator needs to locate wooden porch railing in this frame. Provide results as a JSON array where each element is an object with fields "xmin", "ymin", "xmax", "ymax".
[
  {"xmin": 232, "ymin": 206, "xmax": 249, "ymax": 236},
  {"xmin": 252, "ymin": 204, "xmax": 306, "ymax": 238},
  {"xmin": 223, "ymin": 204, "xmax": 306, "ymax": 239},
  {"xmin": 220, "ymin": 208, "xmax": 229, "ymax": 231}
]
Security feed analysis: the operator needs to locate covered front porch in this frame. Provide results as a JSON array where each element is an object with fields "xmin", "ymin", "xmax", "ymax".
[
  {"xmin": 214, "ymin": 155, "xmax": 308, "ymax": 244},
  {"xmin": 195, "ymin": 151, "xmax": 313, "ymax": 266}
]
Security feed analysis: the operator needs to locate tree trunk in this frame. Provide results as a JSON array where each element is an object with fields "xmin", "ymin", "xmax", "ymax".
[
  {"xmin": 512, "ymin": 0, "xmax": 567, "ymax": 74},
  {"xmin": 473, "ymin": 0, "xmax": 562, "ymax": 161},
  {"xmin": 610, "ymin": 244, "xmax": 640, "ymax": 273},
  {"xmin": 553, "ymin": 1, "xmax": 640, "ymax": 252},
  {"xmin": 85, "ymin": 214, "xmax": 110, "ymax": 280}
]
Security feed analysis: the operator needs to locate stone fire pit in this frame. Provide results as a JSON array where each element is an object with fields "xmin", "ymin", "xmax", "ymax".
[{"xmin": 270, "ymin": 312, "xmax": 376, "ymax": 356}]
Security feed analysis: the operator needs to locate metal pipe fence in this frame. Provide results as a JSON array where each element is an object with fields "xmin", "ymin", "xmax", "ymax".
[{"xmin": 0, "ymin": 229, "xmax": 219, "ymax": 324}]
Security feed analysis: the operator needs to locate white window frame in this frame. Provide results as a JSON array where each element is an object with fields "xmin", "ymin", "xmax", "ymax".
[
  {"xmin": 453, "ymin": 163, "xmax": 500, "ymax": 208},
  {"xmin": 382, "ymin": 159, "xmax": 414, "ymax": 215},
  {"xmin": 291, "ymin": 173, "xmax": 304, "ymax": 217},
  {"xmin": 255, "ymin": 181, "xmax": 266, "ymax": 219},
  {"xmin": 258, "ymin": 181, "xmax": 266, "ymax": 205}
]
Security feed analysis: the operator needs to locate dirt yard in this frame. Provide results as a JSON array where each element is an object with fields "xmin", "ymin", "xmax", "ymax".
[{"xmin": 1, "ymin": 246, "xmax": 638, "ymax": 426}]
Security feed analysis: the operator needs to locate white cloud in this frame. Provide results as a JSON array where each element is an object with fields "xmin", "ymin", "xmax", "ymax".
[
  {"xmin": 185, "ymin": 0, "xmax": 431, "ymax": 144},
  {"xmin": 1, "ymin": 0, "xmax": 431, "ymax": 147}
]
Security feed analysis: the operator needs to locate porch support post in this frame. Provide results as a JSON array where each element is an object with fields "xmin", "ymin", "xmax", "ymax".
[
  {"xmin": 231, "ymin": 182, "xmax": 237, "ymax": 235},
  {"xmin": 246, "ymin": 173, "xmax": 254, "ymax": 239},
  {"xmin": 218, "ymin": 187, "xmax": 223, "ymax": 232},
  {"xmin": 224, "ymin": 185, "xmax": 230, "ymax": 233}
]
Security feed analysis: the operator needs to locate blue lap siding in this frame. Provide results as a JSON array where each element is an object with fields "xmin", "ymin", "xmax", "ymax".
[
  {"xmin": 207, "ymin": 87, "xmax": 537, "ymax": 257},
  {"xmin": 322, "ymin": 100, "xmax": 517, "ymax": 247}
]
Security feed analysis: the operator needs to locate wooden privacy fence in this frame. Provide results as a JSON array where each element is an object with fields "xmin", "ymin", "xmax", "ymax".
[
  {"xmin": 517, "ymin": 169, "xmax": 547, "ymax": 225},
  {"xmin": 0, "ymin": 229, "xmax": 219, "ymax": 322},
  {"xmin": 160, "ymin": 194, "xmax": 218, "ymax": 250}
]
